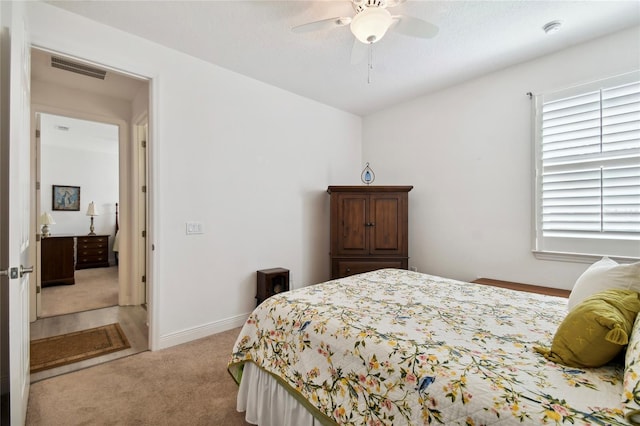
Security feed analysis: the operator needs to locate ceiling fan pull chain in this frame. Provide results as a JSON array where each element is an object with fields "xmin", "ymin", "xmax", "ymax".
[{"xmin": 367, "ymin": 44, "xmax": 374, "ymax": 84}]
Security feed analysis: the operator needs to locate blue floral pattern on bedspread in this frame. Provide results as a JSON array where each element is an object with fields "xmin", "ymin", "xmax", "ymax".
[{"xmin": 228, "ymin": 269, "xmax": 627, "ymax": 425}]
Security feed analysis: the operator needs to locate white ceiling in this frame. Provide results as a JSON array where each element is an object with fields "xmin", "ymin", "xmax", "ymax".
[
  {"xmin": 46, "ymin": 0, "xmax": 640, "ymax": 116},
  {"xmin": 40, "ymin": 113, "xmax": 119, "ymax": 154}
]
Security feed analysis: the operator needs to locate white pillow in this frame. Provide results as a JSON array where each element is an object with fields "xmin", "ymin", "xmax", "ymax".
[{"xmin": 568, "ymin": 257, "xmax": 640, "ymax": 311}]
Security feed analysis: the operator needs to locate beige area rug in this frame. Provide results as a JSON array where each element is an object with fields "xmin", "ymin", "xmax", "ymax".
[
  {"xmin": 30, "ymin": 323, "xmax": 130, "ymax": 373},
  {"xmin": 41, "ymin": 266, "xmax": 119, "ymax": 317},
  {"xmin": 27, "ymin": 327, "xmax": 250, "ymax": 426}
]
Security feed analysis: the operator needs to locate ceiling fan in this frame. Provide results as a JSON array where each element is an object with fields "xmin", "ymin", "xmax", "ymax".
[{"xmin": 292, "ymin": 0, "xmax": 439, "ymax": 64}]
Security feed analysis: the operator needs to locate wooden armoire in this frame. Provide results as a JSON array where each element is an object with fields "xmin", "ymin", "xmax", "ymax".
[{"xmin": 327, "ymin": 185, "xmax": 412, "ymax": 279}]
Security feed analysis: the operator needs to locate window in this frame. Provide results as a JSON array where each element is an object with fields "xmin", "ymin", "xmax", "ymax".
[{"xmin": 533, "ymin": 71, "xmax": 640, "ymax": 260}]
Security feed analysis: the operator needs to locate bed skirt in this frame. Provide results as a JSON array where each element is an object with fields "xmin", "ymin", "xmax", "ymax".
[{"xmin": 237, "ymin": 363, "xmax": 324, "ymax": 426}]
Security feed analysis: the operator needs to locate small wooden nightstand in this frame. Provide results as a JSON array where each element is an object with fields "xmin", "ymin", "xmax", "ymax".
[
  {"xmin": 256, "ymin": 268, "xmax": 290, "ymax": 306},
  {"xmin": 76, "ymin": 235, "xmax": 110, "ymax": 269}
]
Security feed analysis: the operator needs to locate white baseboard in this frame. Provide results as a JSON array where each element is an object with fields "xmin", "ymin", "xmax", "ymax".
[{"xmin": 155, "ymin": 312, "xmax": 250, "ymax": 350}]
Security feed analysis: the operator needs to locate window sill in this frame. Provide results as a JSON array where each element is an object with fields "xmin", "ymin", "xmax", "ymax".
[{"xmin": 533, "ymin": 250, "xmax": 639, "ymax": 264}]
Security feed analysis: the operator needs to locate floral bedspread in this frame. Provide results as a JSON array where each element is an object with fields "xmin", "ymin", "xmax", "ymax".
[{"xmin": 228, "ymin": 269, "xmax": 627, "ymax": 425}]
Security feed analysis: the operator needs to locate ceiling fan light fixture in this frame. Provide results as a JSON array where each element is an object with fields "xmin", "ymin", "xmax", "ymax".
[{"xmin": 350, "ymin": 7, "xmax": 392, "ymax": 44}]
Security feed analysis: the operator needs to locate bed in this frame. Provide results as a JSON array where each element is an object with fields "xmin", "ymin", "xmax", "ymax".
[{"xmin": 228, "ymin": 268, "xmax": 638, "ymax": 425}]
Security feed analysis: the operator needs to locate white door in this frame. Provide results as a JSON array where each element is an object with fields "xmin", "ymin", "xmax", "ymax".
[{"xmin": 1, "ymin": 2, "xmax": 32, "ymax": 424}]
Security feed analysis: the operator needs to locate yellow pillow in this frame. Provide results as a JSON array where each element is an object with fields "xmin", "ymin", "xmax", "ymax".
[{"xmin": 536, "ymin": 289, "xmax": 640, "ymax": 368}]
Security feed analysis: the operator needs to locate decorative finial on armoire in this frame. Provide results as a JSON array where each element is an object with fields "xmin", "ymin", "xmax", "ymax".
[{"xmin": 361, "ymin": 163, "xmax": 375, "ymax": 185}]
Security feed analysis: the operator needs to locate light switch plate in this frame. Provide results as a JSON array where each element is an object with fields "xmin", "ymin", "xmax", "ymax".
[{"xmin": 185, "ymin": 221, "xmax": 203, "ymax": 235}]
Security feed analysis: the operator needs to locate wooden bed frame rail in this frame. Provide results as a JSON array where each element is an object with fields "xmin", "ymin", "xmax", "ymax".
[{"xmin": 471, "ymin": 278, "xmax": 570, "ymax": 298}]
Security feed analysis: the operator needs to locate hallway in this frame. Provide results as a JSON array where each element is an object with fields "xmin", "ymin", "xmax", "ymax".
[{"xmin": 30, "ymin": 305, "xmax": 148, "ymax": 383}]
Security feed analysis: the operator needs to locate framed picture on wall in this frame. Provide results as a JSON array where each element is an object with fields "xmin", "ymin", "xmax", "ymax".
[{"xmin": 52, "ymin": 185, "xmax": 80, "ymax": 211}]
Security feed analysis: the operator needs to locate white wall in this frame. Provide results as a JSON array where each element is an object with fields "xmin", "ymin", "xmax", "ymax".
[
  {"xmin": 363, "ymin": 26, "xmax": 640, "ymax": 290},
  {"xmin": 31, "ymin": 82, "xmax": 134, "ymax": 232},
  {"xmin": 27, "ymin": 2, "xmax": 362, "ymax": 349},
  {"xmin": 32, "ymin": 80, "xmax": 132, "ymax": 123}
]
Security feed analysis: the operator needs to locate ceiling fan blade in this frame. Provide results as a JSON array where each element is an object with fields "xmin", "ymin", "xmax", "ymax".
[
  {"xmin": 350, "ymin": 39, "xmax": 368, "ymax": 65},
  {"xmin": 291, "ymin": 17, "xmax": 352, "ymax": 34},
  {"xmin": 391, "ymin": 15, "xmax": 439, "ymax": 39},
  {"xmin": 386, "ymin": 0, "xmax": 407, "ymax": 7}
]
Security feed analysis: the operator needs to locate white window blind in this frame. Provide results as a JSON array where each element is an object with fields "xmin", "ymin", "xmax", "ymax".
[{"xmin": 534, "ymin": 72, "xmax": 640, "ymax": 260}]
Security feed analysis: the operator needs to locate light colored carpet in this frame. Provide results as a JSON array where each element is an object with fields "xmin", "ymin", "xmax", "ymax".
[
  {"xmin": 26, "ymin": 327, "xmax": 251, "ymax": 425},
  {"xmin": 41, "ymin": 266, "xmax": 118, "ymax": 317}
]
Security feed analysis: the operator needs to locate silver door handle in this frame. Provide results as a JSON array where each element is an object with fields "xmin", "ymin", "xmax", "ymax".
[
  {"xmin": 19, "ymin": 265, "xmax": 34, "ymax": 277},
  {"xmin": 0, "ymin": 269, "xmax": 7, "ymax": 277}
]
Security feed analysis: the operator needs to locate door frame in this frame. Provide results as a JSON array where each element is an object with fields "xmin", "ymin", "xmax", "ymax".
[
  {"xmin": 31, "ymin": 108, "xmax": 129, "ymax": 319},
  {"xmin": 27, "ymin": 44, "xmax": 158, "ymax": 350},
  {"xmin": 133, "ymin": 115, "xmax": 148, "ymax": 308}
]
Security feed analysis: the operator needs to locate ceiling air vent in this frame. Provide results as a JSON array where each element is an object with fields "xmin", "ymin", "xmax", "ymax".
[{"xmin": 51, "ymin": 56, "xmax": 107, "ymax": 80}]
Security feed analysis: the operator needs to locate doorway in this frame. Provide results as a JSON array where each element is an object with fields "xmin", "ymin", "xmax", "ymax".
[
  {"xmin": 36, "ymin": 113, "xmax": 120, "ymax": 318},
  {"xmin": 29, "ymin": 48, "xmax": 151, "ymax": 378}
]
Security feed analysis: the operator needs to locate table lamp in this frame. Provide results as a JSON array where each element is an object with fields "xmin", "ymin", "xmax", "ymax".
[
  {"xmin": 86, "ymin": 201, "xmax": 99, "ymax": 235},
  {"xmin": 40, "ymin": 212, "xmax": 55, "ymax": 237}
]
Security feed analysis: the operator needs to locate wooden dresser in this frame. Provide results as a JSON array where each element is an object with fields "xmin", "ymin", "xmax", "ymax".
[
  {"xmin": 76, "ymin": 235, "xmax": 110, "ymax": 269},
  {"xmin": 328, "ymin": 185, "xmax": 412, "ymax": 279},
  {"xmin": 41, "ymin": 236, "xmax": 76, "ymax": 286}
]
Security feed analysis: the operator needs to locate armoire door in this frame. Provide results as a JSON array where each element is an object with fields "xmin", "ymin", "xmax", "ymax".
[
  {"xmin": 334, "ymin": 193, "xmax": 369, "ymax": 256},
  {"xmin": 368, "ymin": 193, "xmax": 407, "ymax": 256}
]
